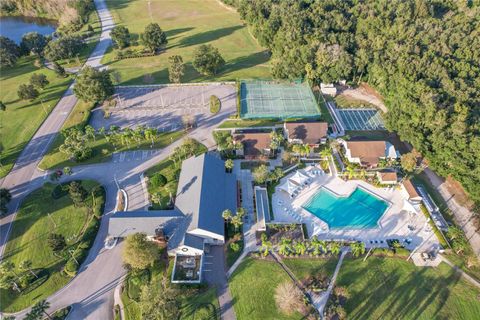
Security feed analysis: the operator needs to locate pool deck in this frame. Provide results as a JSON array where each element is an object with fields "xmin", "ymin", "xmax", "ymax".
[{"xmin": 272, "ymin": 171, "xmax": 440, "ymax": 254}]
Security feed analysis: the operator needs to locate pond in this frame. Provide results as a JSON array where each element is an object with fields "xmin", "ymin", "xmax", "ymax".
[{"xmin": 0, "ymin": 16, "xmax": 57, "ymax": 43}]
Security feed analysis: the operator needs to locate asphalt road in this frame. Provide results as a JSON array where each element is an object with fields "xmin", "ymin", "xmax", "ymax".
[
  {"xmin": 0, "ymin": 0, "xmax": 238, "ymax": 317},
  {"xmin": 0, "ymin": 0, "xmax": 114, "ymax": 260}
]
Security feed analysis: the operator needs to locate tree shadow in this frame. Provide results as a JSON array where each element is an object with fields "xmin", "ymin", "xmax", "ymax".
[{"xmin": 177, "ymin": 25, "xmax": 244, "ymax": 48}]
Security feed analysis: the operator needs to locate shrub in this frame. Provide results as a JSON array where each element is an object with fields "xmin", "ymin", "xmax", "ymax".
[
  {"xmin": 51, "ymin": 184, "xmax": 69, "ymax": 199},
  {"xmin": 64, "ymin": 258, "xmax": 79, "ymax": 277},
  {"xmin": 274, "ymin": 282, "xmax": 307, "ymax": 315},
  {"xmin": 30, "ymin": 73, "xmax": 49, "ymax": 89},
  {"xmin": 230, "ymin": 242, "xmax": 241, "ymax": 252},
  {"xmin": 210, "ymin": 95, "xmax": 221, "ymax": 114},
  {"xmin": 150, "ymin": 173, "xmax": 167, "ymax": 188}
]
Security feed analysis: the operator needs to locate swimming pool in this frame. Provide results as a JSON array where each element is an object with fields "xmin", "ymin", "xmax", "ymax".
[{"xmin": 302, "ymin": 187, "xmax": 388, "ymax": 229}]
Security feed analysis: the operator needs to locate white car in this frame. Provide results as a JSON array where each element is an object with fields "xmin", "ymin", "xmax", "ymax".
[{"xmin": 104, "ymin": 237, "xmax": 118, "ymax": 250}]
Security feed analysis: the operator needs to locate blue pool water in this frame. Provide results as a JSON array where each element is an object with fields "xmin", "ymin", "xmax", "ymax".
[{"xmin": 303, "ymin": 187, "xmax": 388, "ymax": 229}]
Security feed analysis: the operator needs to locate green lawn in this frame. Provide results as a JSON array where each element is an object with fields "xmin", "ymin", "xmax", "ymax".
[
  {"xmin": 335, "ymin": 256, "xmax": 480, "ymax": 320},
  {"xmin": 312, "ymin": 88, "xmax": 333, "ymax": 123},
  {"xmin": 283, "ymin": 257, "xmax": 339, "ymax": 281},
  {"xmin": 0, "ymin": 181, "xmax": 105, "ymax": 312},
  {"xmin": 102, "ymin": 0, "xmax": 270, "ymax": 84},
  {"xmin": 145, "ymin": 140, "xmax": 207, "ymax": 209},
  {"xmin": 179, "ymin": 287, "xmax": 219, "ymax": 320},
  {"xmin": 38, "ymin": 98, "xmax": 185, "ymax": 170},
  {"xmin": 229, "ymin": 257, "xmax": 303, "ymax": 320},
  {"xmin": 0, "ymin": 56, "xmax": 73, "ymax": 178}
]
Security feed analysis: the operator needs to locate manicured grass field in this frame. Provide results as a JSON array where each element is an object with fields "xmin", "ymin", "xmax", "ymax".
[
  {"xmin": 228, "ymin": 257, "xmax": 303, "ymax": 320},
  {"xmin": 0, "ymin": 56, "xmax": 73, "ymax": 178},
  {"xmin": 335, "ymin": 257, "xmax": 480, "ymax": 320},
  {"xmin": 102, "ymin": 0, "xmax": 270, "ymax": 84},
  {"xmin": 283, "ymin": 257, "xmax": 339, "ymax": 281},
  {"xmin": 38, "ymin": 99, "xmax": 185, "ymax": 169},
  {"xmin": 0, "ymin": 181, "xmax": 105, "ymax": 312},
  {"xmin": 179, "ymin": 287, "xmax": 219, "ymax": 320}
]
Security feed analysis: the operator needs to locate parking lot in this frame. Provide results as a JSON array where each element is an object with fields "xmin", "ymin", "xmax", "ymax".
[{"xmin": 90, "ymin": 84, "xmax": 237, "ymax": 130}]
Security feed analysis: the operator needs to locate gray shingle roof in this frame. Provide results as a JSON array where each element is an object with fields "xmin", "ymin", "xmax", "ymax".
[
  {"xmin": 175, "ymin": 153, "xmax": 237, "ymax": 238},
  {"xmin": 108, "ymin": 210, "xmax": 183, "ymax": 238}
]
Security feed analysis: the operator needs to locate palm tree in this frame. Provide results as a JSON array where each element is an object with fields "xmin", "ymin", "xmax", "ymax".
[
  {"xmin": 295, "ymin": 241, "xmax": 307, "ymax": 255},
  {"xmin": 24, "ymin": 310, "xmax": 40, "ymax": 320},
  {"xmin": 222, "ymin": 209, "xmax": 232, "ymax": 221},
  {"xmin": 260, "ymin": 234, "xmax": 272, "ymax": 257},
  {"xmin": 144, "ymin": 127, "xmax": 157, "ymax": 147},
  {"xmin": 236, "ymin": 207, "xmax": 245, "ymax": 219},
  {"xmin": 351, "ymin": 242, "xmax": 366, "ymax": 257},
  {"xmin": 319, "ymin": 147, "xmax": 332, "ymax": 159},
  {"xmin": 84, "ymin": 125, "xmax": 96, "ymax": 142},
  {"xmin": 310, "ymin": 236, "xmax": 320, "ymax": 255},
  {"xmin": 19, "ymin": 260, "xmax": 38, "ymax": 279},
  {"xmin": 278, "ymin": 237, "xmax": 292, "ymax": 256},
  {"xmin": 329, "ymin": 242, "xmax": 341, "ymax": 256},
  {"xmin": 225, "ymin": 159, "xmax": 234, "ymax": 172},
  {"xmin": 346, "ymin": 165, "xmax": 355, "ymax": 179},
  {"xmin": 231, "ymin": 215, "xmax": 243, "ymax": 232},
  {"xmin": 32, "ymin": 299, "xmax": 52, "ymax": 319}
]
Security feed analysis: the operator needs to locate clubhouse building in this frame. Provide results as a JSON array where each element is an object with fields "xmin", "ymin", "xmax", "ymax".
[{"xmin": 108, "ymin": 153, "xmax": 237, "ymax": 283}]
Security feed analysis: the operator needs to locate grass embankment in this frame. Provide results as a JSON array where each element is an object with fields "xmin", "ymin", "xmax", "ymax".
[
  {"xmin": 0, "ymin": 181, "xmax": 105, "ymax": 312},
  {"xmin": 228, "ymin": 257, "xmax": 305, "ymax": 320},
  {"xmin": 102, "ymin": 0, "xmax": 270, "ymax": 84},
  {"xmin": 336, "ymin": 256, "xmax": 480, "ymax": 319},
  {"xmin": 145, "ymin": 140, "xmax": 207, "ymax": 209},
  {"xmin": 38, "ymin": 99, "xmax": 185, "ymax": 170},
  {"xmin": 121, "ymin": 260, "xmax": 219, "ymax": 320},
  {"xmin": 0, "ymin": 56, "xmax": 73, "ymax": 178},
  {"xmin": 334, "ymin": 94, "xmax": 377, "ymax": 109},
  {"xmin": 312, "ymin": 88, "xmax": 334, "ymax": 123},
  {"xmin": 218, "ymin": 119, "xmax": 279, "ymax": 129}
]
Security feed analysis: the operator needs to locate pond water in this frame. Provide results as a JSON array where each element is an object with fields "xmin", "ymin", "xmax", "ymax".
[{"xmin": 0, "ymin": 16, "xmax": 57, "ymax": 43}]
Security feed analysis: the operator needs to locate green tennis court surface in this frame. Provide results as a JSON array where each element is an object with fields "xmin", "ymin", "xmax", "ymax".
[
  {"xmin": 240, "ymin": 80, "xmax": 320, "ymax": 119},
  {"xmin": 337, "ymin": 109, "xmax": 385, "ymax": 130}
]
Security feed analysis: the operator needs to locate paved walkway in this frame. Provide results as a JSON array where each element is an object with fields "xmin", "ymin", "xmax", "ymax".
[
  {"xmin": 226, "ymin": 167, "xmax": 259, "ymax": 278},
  {"xmin": 423, "ymin": 168, "xmax": 480, "ymax": 258},
  {"xmin": 313, "ymin": 249, "xmax": 348, "ymax": 317},
  {"xmin": 113, "ymin": 280, "xmax": 126, "ymax": 320},
  {"xmin": 440, "ymin": 255, "xmax": 480, "ymax": 289}
]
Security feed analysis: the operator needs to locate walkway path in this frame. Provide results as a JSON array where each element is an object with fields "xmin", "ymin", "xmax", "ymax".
[
  {"xmin": 113, "ymin": 282, "xmax": 126, "ymax": 320},
  {"xmin": 423, "ymin": 168, "xmax": 480, "ymax": 258},
  {"xmin": 313, "ymin": 249, "xmax": 347, "ymax": 317},
  {"xmin": 226, "ymin": 167, "xmax": 259, "ymax": 278},
  {"xmin": 440, "ymin": 255, "xmax": 480, "ymax": 289}
]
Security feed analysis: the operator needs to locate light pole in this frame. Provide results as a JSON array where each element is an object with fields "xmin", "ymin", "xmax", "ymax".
[{"xmin": 40, "ymin": 99, "xmax": 48, "ymax": 115}]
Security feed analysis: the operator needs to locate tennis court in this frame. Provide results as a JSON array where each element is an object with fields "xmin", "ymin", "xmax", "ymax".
[
  {"xmin": 240, "ymin": 80, "xmax": 320, "ymax": 119},
  {"xmin": 337, "ymin": 109, "xmax": 385, "ymax": 130}
]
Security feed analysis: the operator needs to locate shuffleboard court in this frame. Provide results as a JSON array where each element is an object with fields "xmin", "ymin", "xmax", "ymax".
[
  {"xmin": 337, "ymin": 109, "xmax": 385, "ymax": 130},
  {"xmin": 240, "ymin": 80, "xmax": 320, "ymax": 119}
]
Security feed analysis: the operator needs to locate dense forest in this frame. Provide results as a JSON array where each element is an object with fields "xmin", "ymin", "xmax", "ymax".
[{"xmin": 227, "ymin": 0, "xmax": 480, "ymax": 206}]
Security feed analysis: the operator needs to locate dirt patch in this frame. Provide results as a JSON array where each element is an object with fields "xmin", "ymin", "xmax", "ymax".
[
  {"xmin": 336, "ymin": 82, "xmax": 387, "ymax": 112},
  {"xmin": 445, "ymin": 176, "xmax": 475, "ymax": 209}
]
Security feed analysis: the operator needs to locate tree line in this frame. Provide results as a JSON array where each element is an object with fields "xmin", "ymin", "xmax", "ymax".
[{"xmin": 228, "ymin": 0, "xmax": 480, "ymax": 206}]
